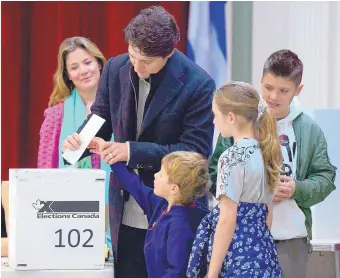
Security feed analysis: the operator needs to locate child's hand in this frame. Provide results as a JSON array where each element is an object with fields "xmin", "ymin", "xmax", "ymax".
[
  {"xmin": 88, "ymin": 137, "xmax": 110, "ymax": 155},
  {"xmin": 273, "ymin": 175, "xmax": 296, "ymax": 203}
]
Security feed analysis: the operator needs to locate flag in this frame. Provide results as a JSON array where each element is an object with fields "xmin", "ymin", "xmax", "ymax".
[{"xmin": 187, "ymin": 1, "xmax": 228, "ymax": 88}]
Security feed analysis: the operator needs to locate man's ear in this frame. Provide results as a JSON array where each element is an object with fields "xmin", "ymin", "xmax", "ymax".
[{"xmin": 166, "ymin": 49, "xmax": 175, "ymax": 59}]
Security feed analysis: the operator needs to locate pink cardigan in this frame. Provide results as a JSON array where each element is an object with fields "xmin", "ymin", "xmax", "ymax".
[{"xmin": 37, "ymin": 102, "xmax": 100, "ymax": 168}]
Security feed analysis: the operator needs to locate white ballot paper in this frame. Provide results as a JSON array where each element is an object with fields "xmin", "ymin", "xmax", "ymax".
[{"xmin": 62, "ymin": 114, "xmax": 105, "ymax": 165}]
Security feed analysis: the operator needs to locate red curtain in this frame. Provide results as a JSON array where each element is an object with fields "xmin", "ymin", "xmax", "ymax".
[{"xmin": 1, "ymin": 1, "xmax": 189, "ymax": 180}]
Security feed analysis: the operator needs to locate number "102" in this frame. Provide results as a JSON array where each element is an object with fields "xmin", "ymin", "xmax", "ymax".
[{"xmin": 55, "ymin": 229, "xmax": 93, "ymax": 248}]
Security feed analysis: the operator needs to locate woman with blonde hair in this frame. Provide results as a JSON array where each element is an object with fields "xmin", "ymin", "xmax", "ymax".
[
  {"xmin": 37, "ymin": 36, "xmax": 113, "ymax": 259},
  {"xmin": 187, "ymin": 82, "xmax": 282, "ymax": 277}
]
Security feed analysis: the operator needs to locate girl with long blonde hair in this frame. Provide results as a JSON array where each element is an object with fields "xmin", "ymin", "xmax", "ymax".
[{"xmin": 187, "ymin": 81, "xmax": 282, "ymax": 278}]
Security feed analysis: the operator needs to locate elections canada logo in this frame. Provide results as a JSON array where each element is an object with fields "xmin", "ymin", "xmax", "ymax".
[{"xmin": 32, "ymin": 199, "xmax": 100, "ymax": 219}]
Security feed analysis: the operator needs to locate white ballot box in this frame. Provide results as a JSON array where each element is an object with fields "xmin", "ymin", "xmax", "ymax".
[
  {"xmin": 8, "ymin": 169, "xmax": 106, "ymax": 270},
  {"xmin": 1, "ymin": 258, "xmax": 114, "ymax": 278}
]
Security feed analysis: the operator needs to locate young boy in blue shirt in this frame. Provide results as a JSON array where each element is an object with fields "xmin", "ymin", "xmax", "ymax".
[{"xmin": 90, "ymin": 138, "xmax": 210, "ymax": 278}]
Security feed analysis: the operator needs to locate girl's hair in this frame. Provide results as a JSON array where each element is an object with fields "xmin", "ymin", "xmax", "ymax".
[
  {"xmin": 161, "ymin": 151, "xmax": 211, "ymax": 205},
  {"xmin": 214, "ymin": 81, "xmax": 282, "ymax": 192},
  {"xmin": 48, "ymin": 37, "xmax": 107, "ymax": 107}
]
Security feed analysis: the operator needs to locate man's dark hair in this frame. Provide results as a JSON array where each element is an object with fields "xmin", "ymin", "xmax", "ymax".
[
  {"xmin": 263, "ymin": 50, "xmax": 303, "ymax": 86},
  {"xmin": 124, "ymin": 6, "xmax": 180, "ymax": 58}
]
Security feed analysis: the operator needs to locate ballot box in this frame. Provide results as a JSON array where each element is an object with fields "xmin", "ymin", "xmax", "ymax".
[{"xmin": 8, "ymin": 169, "xmax": 106, "ymax": 270}]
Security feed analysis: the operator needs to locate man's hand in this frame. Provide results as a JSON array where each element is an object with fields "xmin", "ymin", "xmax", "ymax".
[
  {"xmin": 98, "ymin": 141, "xmax": 129, "ymax": 164},
  {"xmin": 273, "ymin": 175, "xmax": 296, "ymax": 204},
  {"xmin": 87, "ymin": 137, "xmax": 129, "ymax": 165},
  {"xmin": 62, "ymin": 133, "xmax": 81, "ymax": 152}
]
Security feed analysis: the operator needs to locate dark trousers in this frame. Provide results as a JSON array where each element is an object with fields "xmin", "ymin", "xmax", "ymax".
[
  {"xmin": 116, "ymin": 224, "xmax": 148, "ymax": 278},
  {"xmin": 275, "ymin": 237, "xmax": 312, "ymax": 278}
]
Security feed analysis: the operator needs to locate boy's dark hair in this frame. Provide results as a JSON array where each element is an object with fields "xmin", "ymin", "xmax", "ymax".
[
  {"xmin": 124, "ymin": 6, "xmax": 180, "ymax": 58},
  {"xmin": 263, "ymin": 49, "xmax": 303, "ymax": 86}
]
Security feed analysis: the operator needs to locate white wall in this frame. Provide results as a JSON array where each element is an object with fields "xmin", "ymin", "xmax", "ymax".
[
  {"xmin": 252, "ymin": 1, "xmax": 340, "ymax": 109},
  {"xmin": 303, "ymin": 109, "xmax": 340, "ymax": 240}
]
